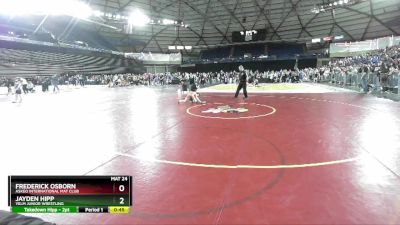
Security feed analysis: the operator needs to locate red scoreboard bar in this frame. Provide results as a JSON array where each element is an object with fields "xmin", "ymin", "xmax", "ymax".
[{"xmin": 8, "ymin": 176, "xmax": 132, "ymax": 213}]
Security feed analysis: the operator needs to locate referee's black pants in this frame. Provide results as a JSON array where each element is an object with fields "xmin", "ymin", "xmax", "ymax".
[{"xmin": 234, "ymin": 82, "xmax": 247, "ymax": 98}]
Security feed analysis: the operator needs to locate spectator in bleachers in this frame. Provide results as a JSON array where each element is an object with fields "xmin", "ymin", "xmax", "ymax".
[
  {"xmin": 6, "ymin": 79, "xmax": 13, "ymax": 96},
  {"xmin": 21, "ymin": 78, "xmax": 28, "ymax": 94},
  {"xmin": 26, "ymin": 81, "xmax": 35, "ymax": 93},
  {"xmin": 12, "ymin": 78, "xmax": 22, "ymax": 103},
  {"xmin": 51, "ymin": 75, "xmax": 60, "ymax": 93}
]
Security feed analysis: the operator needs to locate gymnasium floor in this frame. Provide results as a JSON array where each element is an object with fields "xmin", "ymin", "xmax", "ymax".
[{"xmin": 1, "ymin": 84, "xmax": 400, "ymax": 224}]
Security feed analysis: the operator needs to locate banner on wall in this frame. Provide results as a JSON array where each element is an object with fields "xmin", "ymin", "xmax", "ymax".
[
  {"xmin": 125, "ymin": 52, "xmax": 182, "ymax": 64},
  {"xmin": 329, "ymin": 35, "xmax": 400, "ymax": 57}
]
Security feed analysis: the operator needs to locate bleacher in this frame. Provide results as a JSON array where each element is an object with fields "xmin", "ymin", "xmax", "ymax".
[
  {"xmin": 184, "ymin": 42, "xmax": 317, "ymax": 68},
  {"xmin": 232, "ymin": 44, "xmax": 265, "ymax": 58},
  {"xmin": 200, "ymin": 47, "xmax": 231, "ymax": 60},
  {"xmin": 0, "ymin": 39, "xmax": 144, "ymax": 76},
  {"xmin": 268, "ymin": 43, "xmax": 305, "ymax": 59}
]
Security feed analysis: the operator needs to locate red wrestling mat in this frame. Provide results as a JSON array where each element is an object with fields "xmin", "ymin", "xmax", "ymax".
[{"xmin": 10, "ymin": 88, "xmax": 399, "ymax": 225}]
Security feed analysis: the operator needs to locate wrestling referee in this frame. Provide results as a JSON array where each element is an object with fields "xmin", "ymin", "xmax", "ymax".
[{"xmin": 234, "ymin": 65, "xmax": 248, "ymax": 99}]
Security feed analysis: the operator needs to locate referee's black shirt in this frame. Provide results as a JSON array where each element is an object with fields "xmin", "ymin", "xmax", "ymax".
[{"xmin": 239, "ymin": 71, "xmax": 247, "ymax": 83}]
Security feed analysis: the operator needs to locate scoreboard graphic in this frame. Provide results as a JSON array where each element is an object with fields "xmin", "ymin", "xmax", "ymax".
[
  {"xmin": 8, "ymin": 176, "xmax": 132, "ymax": 214},
  {"xmin": 232, "ymin": 29, "xmax": 267, "ymax": 42}
]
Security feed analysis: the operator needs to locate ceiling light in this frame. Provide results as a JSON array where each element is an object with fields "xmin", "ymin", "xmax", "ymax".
[
  {"xmin": 312, "ymin": 38, "xmax": 321, "ymax": 43},
  {"xmin": 335, "ymin": 35, "xmax": 344, "ymax": 40},
  {"xmin": 128, "ymin": 9, "xmax": 150, "ymax": 26},
  {"xmin": 184, "ymin": 46, "xmax": 192, "ymax": 50},
  {"xmin": 162, "ymin": 19, "xmax": 174, "ymax": 25},
  {"xmin": 92, "ymin": 10, "xmax": 103, "ymax": 17},
  {"xmin": 168, "ymin": 46, "xmax": 176, "ymax": 50},
  {"xmin": 67, "ymin": 1, "xmax": 92, "ymax": 19},
  {"xmin": 176, "ymin": 46, "xmax": 184, "ymax": 50}
]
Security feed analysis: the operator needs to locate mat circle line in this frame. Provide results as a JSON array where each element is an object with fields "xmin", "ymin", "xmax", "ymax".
[
  {"xmin": 186, "ymin": 102, "xmax": 277, "ymax": 119},
  {"xmin": 116, "ymin": 152, "xmax": 362, "ymax": 169}
]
